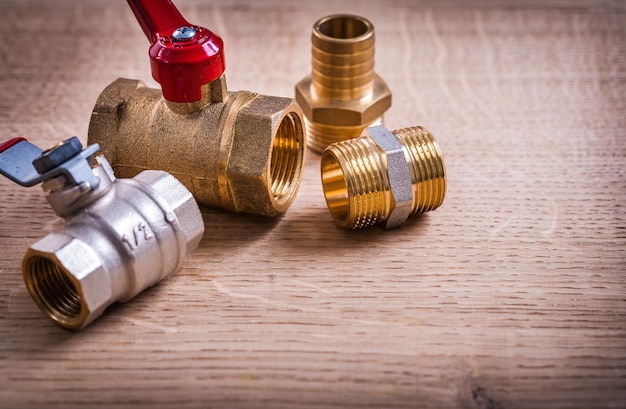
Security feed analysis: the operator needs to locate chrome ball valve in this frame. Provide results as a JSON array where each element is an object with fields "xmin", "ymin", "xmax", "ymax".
[{"xmin": 0, "ymin": 137, "xmax": 204, "ymax": 329}]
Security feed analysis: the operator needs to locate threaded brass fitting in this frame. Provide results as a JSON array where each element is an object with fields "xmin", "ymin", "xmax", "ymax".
[
  {"xmin": 88, "ymin": 75, "xmax": 305, "ymax": 217},
  {"xmin": 321, "ymin": 125, "xmax": 446, "ymax": 229},
  {"xmin": 296, "ymin": 14, "xmax": 392, "ymax": 154}
]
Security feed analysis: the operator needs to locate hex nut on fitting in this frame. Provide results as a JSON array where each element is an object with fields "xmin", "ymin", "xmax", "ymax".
[
  {"xmin": 321, "ymin": 125, "xmax": 446, "ymax": 229},
  {"xmin": 21, "ymin": 160, "xmax": 204, "ymax": 330},
  {"xmin": 365, "ymin": 126, "xmax": 413, "ymax": 229},
  {"xmin": 226, "ymin": 95, "xmax": 306, "ymax": 216},
  {"xmin": 296, "ymin": 14, "xmax": 392, "ymax": 153},
  {"xmin": 23, "ymin": 234, "xmax": 111, "ymax": 329}
]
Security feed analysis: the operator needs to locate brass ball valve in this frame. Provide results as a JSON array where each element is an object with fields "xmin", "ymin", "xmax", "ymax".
[
  {"xmin": 0, "ymin": 137, "xmax": 204, "ymax": 330},
  {"xmin": 88, "ymin": 0, "xmax": 306, "ymax": 217}
]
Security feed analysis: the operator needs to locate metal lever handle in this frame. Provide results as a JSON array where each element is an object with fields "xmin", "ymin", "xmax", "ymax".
[
  {"xmin": 0, "ymin": 138, "xmax": 43, "ymax": 187},
  {"xmin": 127, "ymin": 0, "xmax": 226, "ymax": 103},
  {"xmin": 127, "ymin": 0, "xmax": 188, "ymax": 44},
  {"xmin": 0, "ymin": 137, "xmax": 100, "ymax": 190}
]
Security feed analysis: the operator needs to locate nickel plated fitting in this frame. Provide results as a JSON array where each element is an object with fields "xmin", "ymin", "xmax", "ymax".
[
  {"xmin": 88, "ymin": 0, "xmax": 305, "ymax": 217},
  {"xmin": 320, "ymin": 125, "xmax": 446, "ymax": 230},
  {"xmin": 0, "ymin": 137, "xmax": 204, "ymax": 330},
  {"xmin": 296, "ymin": 14, "xmax": 392, "ymax": 153}
]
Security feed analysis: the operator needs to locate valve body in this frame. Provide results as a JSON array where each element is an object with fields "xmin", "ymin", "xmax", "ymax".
[
  {"xmin": 22, "ymin": 154, "xmax": 204, "ymax": 329},
  {"xmin": 88, "ymin": 75, "xmax": 305, "ymax": 217}
]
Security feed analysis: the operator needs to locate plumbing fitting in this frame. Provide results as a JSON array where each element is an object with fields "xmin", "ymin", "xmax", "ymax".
[
  {"xmin": 88, "ymin": 0, "xmax": 305, "ymax": 217},
  {"xmin": 320, "ymin": 125, "xmax": 446, "ymax": 230},
  {"xmin": 295, "ymin": 14, "xmax": 392, "ymax": 153},
  {"xmin": 0, "ymin": 137, "xmax": 204, "ymax": 330}
]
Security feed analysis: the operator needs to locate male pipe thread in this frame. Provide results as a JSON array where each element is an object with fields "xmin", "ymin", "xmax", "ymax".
[
  {"xmin": 321, "ymin": 126, "xmax": 446, "ymax": 229},
  {"xmin": 296, "ymin": 14, "xmax": 392, "ymax": 154}
]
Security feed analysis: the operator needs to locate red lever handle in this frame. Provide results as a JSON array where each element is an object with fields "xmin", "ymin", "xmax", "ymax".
[{"xmin": 127, "ymin": 0, "xmax": 226, "ymax": 103}]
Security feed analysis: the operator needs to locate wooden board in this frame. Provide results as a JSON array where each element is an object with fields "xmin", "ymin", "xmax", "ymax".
[{"xmin": 0, "ymin": 1, "xmax": 625, "ymax": 407}]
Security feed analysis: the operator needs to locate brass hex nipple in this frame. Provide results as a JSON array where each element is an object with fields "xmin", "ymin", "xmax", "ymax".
[
  {"xmin": 296, "ymin": 15, "xmax": 392, "ymax": 153},
  {"xmin": 321, "ymin": 125, "xmax": 446, "ymax": 229}
]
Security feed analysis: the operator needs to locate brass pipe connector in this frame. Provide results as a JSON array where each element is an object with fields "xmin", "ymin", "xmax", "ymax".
[
  {"xmin": 321, "ymin": 125, "xmax": 446, "ymax": 229},
  {"xmin": 296, "ymin": 14, "xmax": 392, "ymax": 153},
  {"xmin": 88, "ymin": 75, "xmax": 305, "ymax": 217}
]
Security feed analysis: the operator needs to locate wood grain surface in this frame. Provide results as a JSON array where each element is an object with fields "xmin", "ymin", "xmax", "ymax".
[{"xmin": 1, "ymin": 1, "xmax": 625, "ymax": 408}]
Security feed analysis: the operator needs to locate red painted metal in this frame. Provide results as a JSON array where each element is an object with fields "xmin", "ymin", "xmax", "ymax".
[{"xmin": 127, "ymin": 0, "xmax": 226, "ymax": 102}]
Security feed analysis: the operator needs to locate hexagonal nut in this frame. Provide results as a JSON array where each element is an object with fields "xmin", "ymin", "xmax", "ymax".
[
  {"xmin": 363, "ymin": 125, "xmax": 413, "ymax": 229},
  {"xmin": 33, "ymin": 136, "xmax": 84, "ymax": 174},
  {"xmin": 22, "ymin": 232, "xmax": 111, "ymax": 330},
  {"xmin": 133, "ymin": 170, "xmax": 204, "ymax": 255},
  {"xmin": 295, "ymin": 74, "xmax": 391, "ymax": 127},
  {"xmin": 226, "ymin": 95, "xmax": 305, "ymax": 216}
]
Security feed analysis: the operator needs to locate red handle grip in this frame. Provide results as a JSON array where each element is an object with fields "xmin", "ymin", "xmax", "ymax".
[{"xmin": 127, "ymin": 0, "xmax": 226, "ymax": 103}]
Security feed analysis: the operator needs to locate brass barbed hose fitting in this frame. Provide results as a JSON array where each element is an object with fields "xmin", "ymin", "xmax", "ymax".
[
  {"xmin": 321, "ymin": 125, "xmax": 446, "ymax": 229},
  {"xmin": 0, "ymin": 137, "xmax": 204, "ymax": 330},
  {"xmin": 88, "ymin": 0, "xmax": 305, "ymax": 217},
  {"xmin": 296, "ymin": 14, "xmax": 392, "ymax": 153}
]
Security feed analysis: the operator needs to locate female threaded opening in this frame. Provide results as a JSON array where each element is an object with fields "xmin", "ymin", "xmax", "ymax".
[
  {"xmin": 270, "ymin": 112, "xmax": 305, "ymax": 204},
  {"xmin": 312, "ymin": 15, "xmax": 375, "ymax": 101},
  {"xmin": 321, "ymin": 136, "xmax": 390, "ymax": 229},
  {"xmin": 23, "ymin": 255, "xmax": 84, "ymax": 328},
  {"xmin": 393, "ymin": 126, "xmax": 447, "ymax": 215}
]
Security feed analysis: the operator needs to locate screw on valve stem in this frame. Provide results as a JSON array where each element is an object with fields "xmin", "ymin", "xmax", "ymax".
[{"xmin": 172, "ymin": 26, "xmax": 196, "ymax": 42}]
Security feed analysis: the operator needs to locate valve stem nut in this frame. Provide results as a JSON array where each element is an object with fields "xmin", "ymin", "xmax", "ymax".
[
  {"xmin": 33, "ymin": 137, "xmax": 84, "ymax": 174},
  {"xmin": 321, "ymin": 125, "xmax": 446, "ymax": 230}
]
